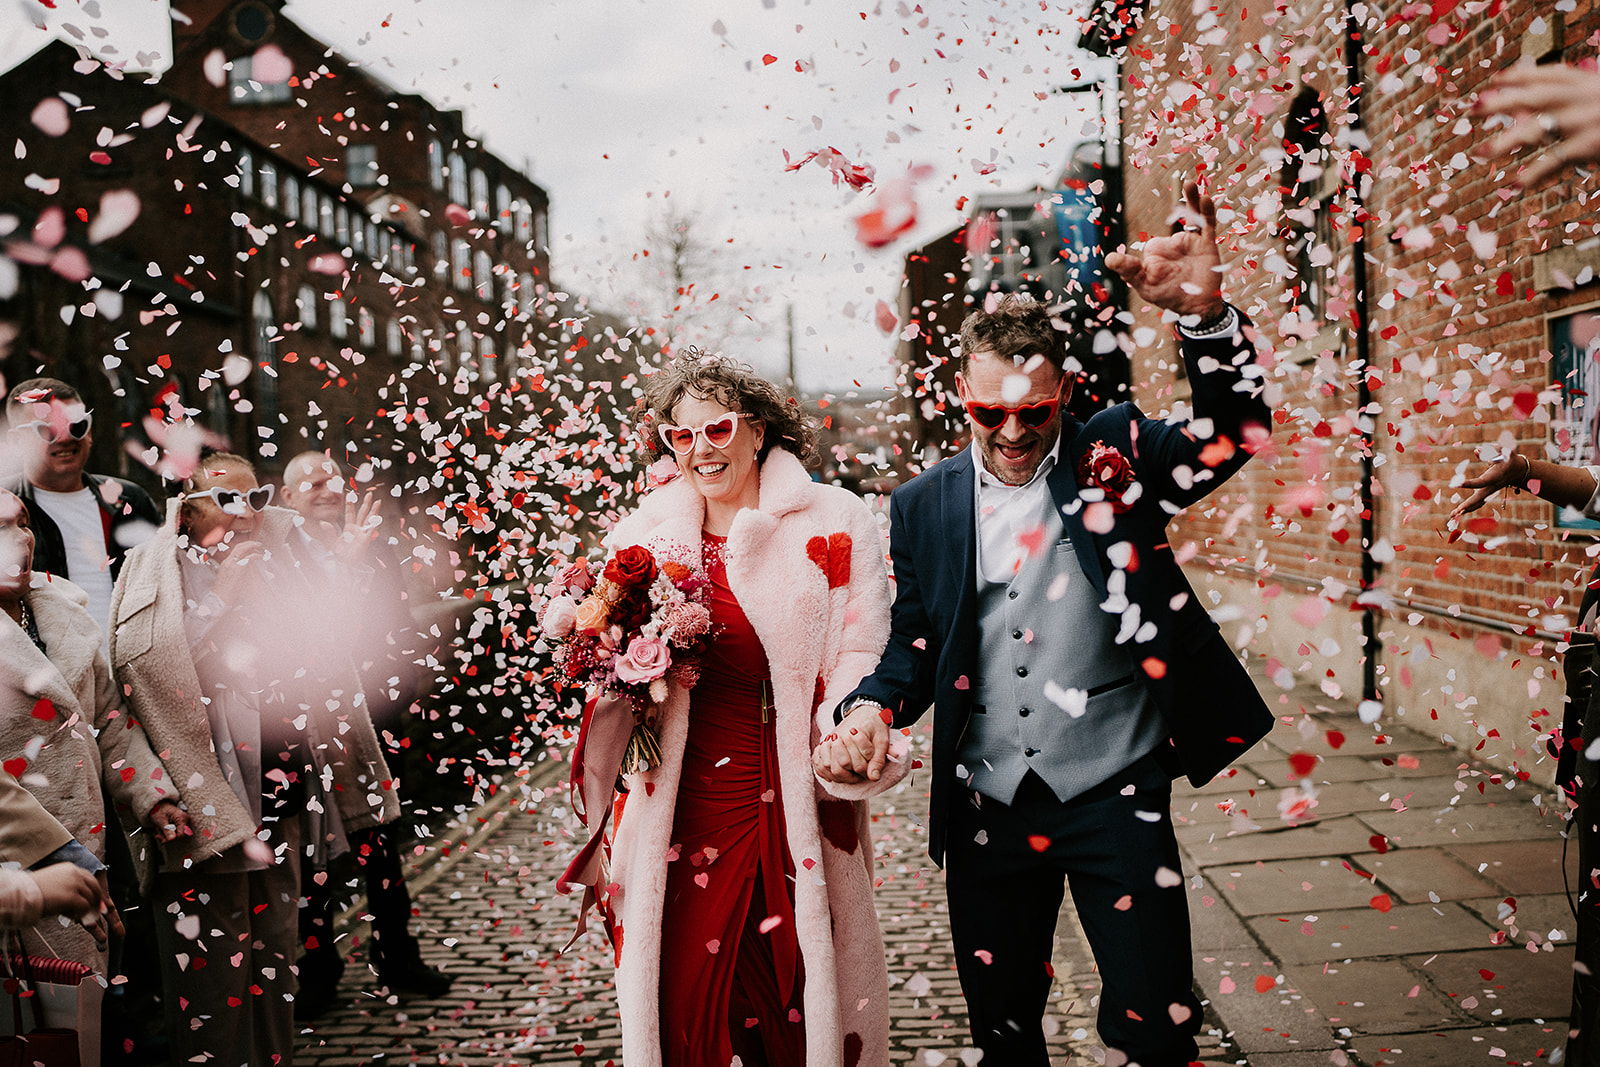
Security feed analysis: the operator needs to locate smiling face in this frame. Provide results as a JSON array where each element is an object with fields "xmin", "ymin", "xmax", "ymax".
[
  {"xmin": 0, "ymin": 491, "xmax": 34, "ymax": 602},
  {"xmin": 12, "ymin": 397, "xmax": 92, "ymax": 492},
  {"xmin": 956, "ymin": 349, "xmax": 1069, "ymax": 487},
  {"xmin": 282, "ymin": 453, "xmax": 346, "ymax": 528},
  {"xmin": 667, "ymin": 392, "xmax": 764, "ymax": 512},
  {"xmin": 182, "ymin": 462, "xmax": 265, "ymax": 549}
]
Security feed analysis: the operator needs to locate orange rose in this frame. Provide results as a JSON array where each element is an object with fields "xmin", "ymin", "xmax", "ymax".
[{"xmin": 574, "ymin": 596, "xmax": 609, "ymax": 636}]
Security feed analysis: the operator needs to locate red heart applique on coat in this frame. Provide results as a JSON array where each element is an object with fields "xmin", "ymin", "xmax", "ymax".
[{"xmin": 806, "ymin": 532, "xmax": 852, "ymax": 589}]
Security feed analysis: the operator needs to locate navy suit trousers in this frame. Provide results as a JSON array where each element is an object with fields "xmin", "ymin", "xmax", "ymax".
[{"xmin": 945, "ymin": 755, "xmax": 1203, "ymax": 1066}]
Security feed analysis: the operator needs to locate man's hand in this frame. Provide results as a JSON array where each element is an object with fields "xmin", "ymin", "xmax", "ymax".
[
  {"xmin": 1475, "ymin": 63, "xmax": 1600, "ymax": 189},
  {"xmin": 96, "ymin": 871, "xmax": 124, "ymax": 943},
  {"xmin": 814, "ymin": 702, "xmax": 892, "ymax": 784},
  {"xmin": 1104, "ymin": 180, "xmax": 1225, "ymax": 321},
  {"xmin": 149, "ymin": 798, "xmax": 193, "ymax": 844},
  {"xmin": 29, "ymin": 863, "xmax": 106, "ymax": 947}
]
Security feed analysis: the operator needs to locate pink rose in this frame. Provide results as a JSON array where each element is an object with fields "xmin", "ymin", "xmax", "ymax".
[
  {"xmin": 540, "ymin": 596, "xmax": 578, "ymax": 639},
  {"xmin": 557, "ymin": 559, "xmax": 594, "ymax": 595},
  {"xmin": 614, "ymin": 636, "xmax": 672, "ymax": 684}
]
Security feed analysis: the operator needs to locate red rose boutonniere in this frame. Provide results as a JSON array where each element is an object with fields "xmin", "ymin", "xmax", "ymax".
[{"xmin": 1077, "ymin": 440, "xmax": 1137, "ymax": 513}]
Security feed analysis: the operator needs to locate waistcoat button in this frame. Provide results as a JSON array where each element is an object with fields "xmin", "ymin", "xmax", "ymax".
[
  {"xmin": 1018, "ymin": 706, "xmax": 1031, "ymax": 717},
  {"xmin": 1012, "ymin": 629, "xmax": 1023, "ymax": 640},
  {"xmin": 1016, "ymin": 666, "xmax": 1028, "ymax": 678}
]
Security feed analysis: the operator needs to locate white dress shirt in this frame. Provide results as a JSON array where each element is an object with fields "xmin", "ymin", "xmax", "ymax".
[{"xmin": 972, "ymin": 434, "xmax": 1064, "ymax": 585}]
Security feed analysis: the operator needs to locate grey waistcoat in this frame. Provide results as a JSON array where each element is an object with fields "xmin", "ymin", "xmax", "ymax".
[{"xmin": 957, "ymin": 504, "xmax": 1166, "ymax": 805}]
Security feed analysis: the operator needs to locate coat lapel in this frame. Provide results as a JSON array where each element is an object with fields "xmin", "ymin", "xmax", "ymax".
[
  {"xmin": 940, "ymin": 449, "xmax": 976, "ymax": 593},
  {"xmin": 1051, "ymin": 419, "xmax": 1107, "ymax": 592}
]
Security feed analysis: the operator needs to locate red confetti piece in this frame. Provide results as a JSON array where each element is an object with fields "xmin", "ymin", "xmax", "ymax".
[
  {"xmin": 1370, "ymin": 894, "xmax": 1393, "ymax": 913},
  {"xmin": 1027, "ymin": 835, "xmax": 1051, "ymax": 852},
  {"xmin": 30, "ymin": 699, "xmax": 55, "ymax": 721},
  {"xmin": 762, "ymin": 54, "xmax": 778, "ymax": 65},
  {"xmin": 1254, "ymin": 975, "xmax": 1275, "ymax": 993},
  {"xmin": 1368, "ymin": 834, "xmax": 1389, "ymax": 854},
  {"xmin": 1, "ymin": 759, "xmax": 24, "ymax": 778},
  {"xmin": 1287, "ymin": 752, "xmax": 1318, "ymax": 778}
]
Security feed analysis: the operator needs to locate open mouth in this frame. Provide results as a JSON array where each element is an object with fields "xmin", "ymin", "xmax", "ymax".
[{"xmin": 694, "ymin": 462, "xmax": 729, "ymax": 478}]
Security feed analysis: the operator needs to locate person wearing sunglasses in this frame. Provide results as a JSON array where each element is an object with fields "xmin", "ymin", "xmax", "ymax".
[
  {"xmin": 108, "ymin": 451, "xmax": 399, "ymax": 1066},
  {"xmin": 3, "ymin": 377, "xmax": 162, "ymax": 649},
  {"xmin": 818, "ymin": 181, "xmax": 1276, "ymax": 1067},
  {"xmin": 565, "ymin": 349, "xmax": 899, "ymax": 1067}
]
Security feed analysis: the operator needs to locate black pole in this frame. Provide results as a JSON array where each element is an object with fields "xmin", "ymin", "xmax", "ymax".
[{"xmin": 1345, "ymin": 2, "xmax": 1379, "ymax": 706}]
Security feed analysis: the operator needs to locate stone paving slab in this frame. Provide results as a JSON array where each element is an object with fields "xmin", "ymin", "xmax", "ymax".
[
  {"xmin": 1444, "ymin": 838, "xmax": 1582, "ymax": 897},
  {"xmin": 1200, "ymin": 856, "xmax": 1385, "ymax": 915},
  {"xmin": 1355, "ymin": 801, "xmax": 1565, "ymax": 850},
  {"xmin": 1178, "ymin": 815, "xmax": 1384, "ymax": 865},
  {"xmin": 1405, "ymin": 946, "xmax": 1575, "ymax": 1026},
  {"xmin": 1350, "ymin": 847, "xmax": 1503, "ymax": 904},
  {"xmin": 1249, "ymin": 901, "xmax": 1492, "ymax": 965},
  {"xmin": 1347, "ymin": 1021, "xmax": 1568, "ymax": 1066},
  {"xmin": 1244, "ymin": 753, "xmax": 1397, "ymax": 787},
  {"xmin": 1459, "ymin": 893, "xmax": 1578, "ymax": 948},
  {"xmin": 1279, "ymin": 958, "xmax": 1464, "ymax": 1036}
]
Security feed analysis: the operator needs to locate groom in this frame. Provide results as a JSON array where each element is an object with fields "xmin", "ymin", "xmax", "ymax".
[{"xmin": 815, "ymin": 181, "xmax": 1274, "ymax": 1067}]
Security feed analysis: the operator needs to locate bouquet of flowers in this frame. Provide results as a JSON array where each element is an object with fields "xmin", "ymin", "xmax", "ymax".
[{"xmin": 539, "ymin": 540, "xmax": 715, "ymax": 772}]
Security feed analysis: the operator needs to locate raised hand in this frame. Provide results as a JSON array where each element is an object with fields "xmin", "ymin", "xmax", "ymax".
[
  {"xmin": 334, "ymin": 490, "xmax": 382, "ymax": 567},
  {"xmin": 1104, "ymin": 180, "xmax": 1226, "ymax": 320},
  {"xmin": 1474, "ymin": 63, "xmax": 1600, "ymax": 189}
]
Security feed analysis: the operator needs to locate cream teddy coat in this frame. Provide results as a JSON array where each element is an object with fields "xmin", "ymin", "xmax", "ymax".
[
  {"xmin": 0, "ymin": 574, "xmax": 169, "ymax": 966},
  {"xmin": 601, "ymin": 449, "xmax": 907, "ymax": 1067},
  {"xmin": 109, "ymin": 503, "xmax": 401, "ymax": 892}
]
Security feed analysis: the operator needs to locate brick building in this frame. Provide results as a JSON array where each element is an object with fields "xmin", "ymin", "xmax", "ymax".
[
  {"xmin": 1078, "ymin": 1, "xmax": 1600, "ymax": 777},
  {"xmin": 1, "ymin": 0, "xmax": 554, "ymax": 496}
]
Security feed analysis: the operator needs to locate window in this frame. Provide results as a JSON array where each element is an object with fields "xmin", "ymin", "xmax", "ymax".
[
  {"xmin": 429, "ymin": 139, "xmax": 444, "ymax": 191},
  {"xmin": 496, "ymin": 185, "xmax": 511, "ymax": 227},
  {"xmin": 301, "ymin": 184, "xmax": 317, "ymax": 231},
  {"xmin": 387, "ymin": 318, "xmax": 404, "ymax": 358},
  {"xmin": 431, "ymin": 232, "xmax": 449, "ymax": 279},
  {"xmin": 329, "ymin": 298, "xmax": 348, "ymax": 340},
  {"xmin": 519, "ymin": 271, "xmax": 535, "ymax": 316},
  {"xmin": 347, "ymin": 144, "xmax": 378, "ymax": 188},
  {"xmin": 228, "ymin": 55, "xmax": 291, "ymax": 105},
  {"xmin": 474, "ymin": 249, "xmax": 493, "ymax": 300},
  {"xmin": 238, "ymin": 148, "xmax": 255, "ymax": 197},
  {"xmin": 452, "ymin": 239, "xmax": 471, "ymax": 292},
  {"xmin": 253, "ymin": 291, "xmax": 279, "ymax": 435},
  {"xmin": 457, "ymin": 325, "xmax": 473, "ymax": 371},
  {"xmin": 336, "ymin": 206, "xmax": 351, "ymax": 248},
  {"xmin": 478, "ymin": 335, "xmax": 496, "ymax": 381},
  {"xmin": 515, "ymin": 198, "xmax": 531, "ymax": 238},
  {"xmin": 1281, "ymin": 88, "xmax": 1333, "ymax": 328},
  {"xmin": 366, "ymin": 221, "xmax": 381, "ymax": 262},
  {"xmin": 534, "ymin": 208, "xmax": 547, "ymax": 251},
  {"xmin": 259, "ymin": 160, "xmax": 278, "ymax": 208},
  {"xmin": 447, "ymin": 151, "xmax": 468, "ymax": 204},
  {"xmin": 283, "ymin": 173, "xmax": 300, "ymax": 222},
  {"xmin": 318, "ymin": 193, "xmax": 334, "ymax": 237},
  {"xmin": 471, "ymin": 169, "xmax": 490, "ymax": 216},
  {"xmin": 296, "ymin": 284, "xmax": 317, "ymax": 330},
  {"xmin": 357, "ymin": 307, "xmax": 375, "ymax": 349}
]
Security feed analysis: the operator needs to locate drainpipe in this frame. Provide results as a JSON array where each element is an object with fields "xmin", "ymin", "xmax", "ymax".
[{"xmin": 1345, "ymin": 0, "xmax": 1380, "ymax": 706}]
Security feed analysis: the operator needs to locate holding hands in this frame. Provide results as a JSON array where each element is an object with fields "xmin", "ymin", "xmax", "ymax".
[
  {"xmin": 1104, "ymin": 180, "xmax": 1227, "ymax": 322},
  {"xmin": 814, "ymin": 702, "xmax": 893, "ymax": 785}
]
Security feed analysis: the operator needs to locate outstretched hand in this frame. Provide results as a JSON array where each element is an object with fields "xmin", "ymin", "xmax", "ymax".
[
  {"xmin": 1474, "ymin": 63, "xmax": 1600, "ymax": 189},
  {"xmin": 1104, "ymin": 180, "xmax": 1226, "ymax": 320},
  {"xmin": 333, "ymin": 490, "xmax": 382, "ymax": 567},
  {"xmin": 1449, "ymin": 455, "xmax": 1525, "ymax": 521}
]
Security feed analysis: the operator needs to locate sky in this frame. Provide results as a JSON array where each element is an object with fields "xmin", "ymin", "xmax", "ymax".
[{"xmin": 3, "ymin": 0, "xmax": 1109, "ymax": 393}]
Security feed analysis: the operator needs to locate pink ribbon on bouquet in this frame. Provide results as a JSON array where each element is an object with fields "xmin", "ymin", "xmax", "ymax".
[{"xmin": 555, "ymin": 691, "xmax": 635, "ymax": 952}]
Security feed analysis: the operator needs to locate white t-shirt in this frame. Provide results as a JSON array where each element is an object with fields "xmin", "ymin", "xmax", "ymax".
[{"xmin": 31, "ymin": 485, "xmax": 114, "ymax": 644}]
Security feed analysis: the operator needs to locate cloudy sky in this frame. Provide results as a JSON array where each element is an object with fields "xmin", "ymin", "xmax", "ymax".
[{"xmin": 7, "ymin": 0, "xmax": 1108, "ymax": 392}]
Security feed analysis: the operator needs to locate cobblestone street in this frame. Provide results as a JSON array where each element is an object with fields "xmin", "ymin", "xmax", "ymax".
[{"xmin": 294, "ymin": 754, "xmax": 1114, "ymax": 1067}]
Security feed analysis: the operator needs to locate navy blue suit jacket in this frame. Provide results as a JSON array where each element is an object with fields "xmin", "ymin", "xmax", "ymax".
[{"xmin": 843, "ymin": 313, "xmax": 1276, "ymax": 866}]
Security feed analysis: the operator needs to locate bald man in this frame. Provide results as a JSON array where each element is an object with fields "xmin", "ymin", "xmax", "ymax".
[{"xmin": 280, "ymin": 452, "xmax": 450, "ymax": 1009}]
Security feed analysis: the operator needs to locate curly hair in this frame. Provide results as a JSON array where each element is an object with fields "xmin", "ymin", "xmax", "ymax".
[
  {"xmin": 637, "ymin": 348, "xmax": 817, "ymax": 466},
  {"xmin": 957, "ymin": 294, "xmax": 1071, "ymax": 374}
]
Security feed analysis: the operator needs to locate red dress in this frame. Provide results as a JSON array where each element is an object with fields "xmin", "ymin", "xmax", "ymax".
[{"xmin": 657, "ymin": 532, "xmax": 806, "ymax": 1067}]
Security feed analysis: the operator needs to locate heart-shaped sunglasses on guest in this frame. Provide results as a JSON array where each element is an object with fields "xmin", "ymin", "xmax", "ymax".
[
  {"xmin": 657, "ymin": 412, "xmax": 754, "ymax": 455},
  {"xmin": 962, "ymin": 378, "xmax": 1066, "ymax": 430},
  {"xmin": 183, "ymin": 484, "xmax": 275, "ymax": 515}
]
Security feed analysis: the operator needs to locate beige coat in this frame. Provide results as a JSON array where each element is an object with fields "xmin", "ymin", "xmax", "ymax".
[
  {"xmin": 109, "ymin": 504, "xmax": 400, "ymax": 891},
  {"xmin": 0, "ymin": 771, "xmax": 72, "ymax": 870},
  {"xmin": 0, "ymin": 574, "xmax": 169, "ymax": 965}
]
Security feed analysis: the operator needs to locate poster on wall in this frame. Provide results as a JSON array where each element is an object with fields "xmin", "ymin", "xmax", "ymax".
[{"xmin": 1552, "ymin": 304, "xmax": 1600, "ymax": 531}]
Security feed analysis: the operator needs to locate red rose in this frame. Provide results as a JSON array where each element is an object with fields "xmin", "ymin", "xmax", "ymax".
[
  {"xmin": 1077, "ymin": 441, "xmax": 1136, "ymax": 512},
  {"xmin": 603, "ymin": 545, "xmax": 658, "ymax": 590}
]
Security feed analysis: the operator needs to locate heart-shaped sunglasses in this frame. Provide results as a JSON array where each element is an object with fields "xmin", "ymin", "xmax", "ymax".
[
  {"xmin": 183, "ymin": 484, "xmax": 275, "ymax": 515},
  {"xmin": 657, "ymin": 412, "xmax": 753, "ymax": 455},
  {"xmin": 961, "ymin": 378, "xmax": 1066, "ymax": 430}
]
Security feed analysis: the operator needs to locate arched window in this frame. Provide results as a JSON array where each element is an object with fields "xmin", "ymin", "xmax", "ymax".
[
  {"xmin": 296, "ymin": 284, "xmax": 317, "ymax": 330},
  {"xmin": 301, "ymin": 185, "xmax": 318, "ymax": 230},
  {"xmin": 452, "ymin": 239, "xmax": 471, "ymax": 292},
  {"xmin": 357, "ymin": 307, "xmax": 375, "ymax": 349},
  {"xmin": 470, "ymin": 169, "xmax": 489, "ymax": 216},
  {"xmin": 252, "ymin": 291, "xmax": 280, "ymax": 444},
  {"xmin": 431, "ymin": 232, "xmax": 449, "ymax": 279},
  {"xmin": 329, "ymin": 298, "xmax": 349, "ymax": 340},
  {"xmin": 477, "ymin": 334, "xmax": 496, "ymax": 381},
  {"xmin": 456, "ymin": 325, "xmax": 473, "ymax": 371},
  {"xmin": 259, "ymin": 160, "xmax": 278, "ymax": 208},
  {"xmin": 429, "ymin": 138, "xmax": 444, "ymax": 191},
  {"xmin": 519, "ymin": 271, "xmax": 535, "ymax": 317},
  {"xmin": 448, "ymin": 151, "xmax": 468, "ymax": 204},
  {"xmin": 282, "ymin": 173, "xmax": 300, "ymax": 221},
  {"xmin": 473, "ymin": 249, "xmax": 493, "ymax": 300},
  {"xmin": 386, "ymin": 319, "xmax": 404, "ymax": 358},
  {"xmin": 238, "ymin": 148, "xmax": 255, "ymax": 197}
]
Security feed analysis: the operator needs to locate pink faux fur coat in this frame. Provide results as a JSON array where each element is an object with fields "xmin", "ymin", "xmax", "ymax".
[{"xmin": 603, "ymin": 449, "xmax": 907, "ymax": 1067}]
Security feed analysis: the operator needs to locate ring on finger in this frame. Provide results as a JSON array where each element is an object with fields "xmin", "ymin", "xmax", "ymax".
[{"xmin": 1538, "ymin": 112, "xmax": 1560, "ymax": 139}]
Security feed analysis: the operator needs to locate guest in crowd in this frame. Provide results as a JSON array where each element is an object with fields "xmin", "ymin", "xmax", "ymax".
[
  {"xmin": 109, "ymin": 451, "xmax": 399, "ymax": 1066},
  {"xmin": 0, "ymin": 487, "xmax": 174, "ymax": 971},
  {"xmin": 280, "ymin": 450, "xmax": 450, "ymax": 1010}
]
